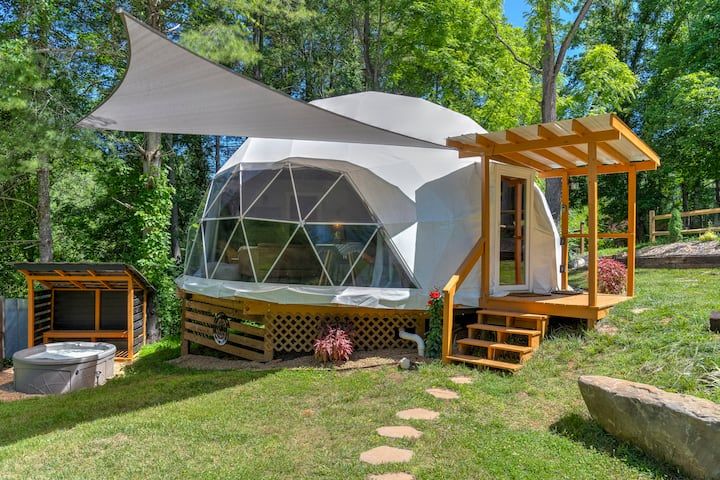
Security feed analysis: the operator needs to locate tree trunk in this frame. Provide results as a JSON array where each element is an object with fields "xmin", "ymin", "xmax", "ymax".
[
  {"xmin": 168, "ymin": 163, "xmax": 181, "ymax": 262},
  {"xmin": 541, "ymin": 2, "xmax": 562, "ymax": 222},
  {"xmin": 215, "ymin": 135, "xmax": 221, "ymax": 173},
  {"xmin": 37, "ymin": 158, "xmax": 53, "ymax": 262}
]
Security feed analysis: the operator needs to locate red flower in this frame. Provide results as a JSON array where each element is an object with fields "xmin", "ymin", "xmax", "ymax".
[{"xmin": 429, "ymin": 289, "xmax": 441, "ymax": 300}]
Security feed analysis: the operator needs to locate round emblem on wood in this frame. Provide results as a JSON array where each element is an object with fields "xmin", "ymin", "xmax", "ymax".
[{"xmin": 213, "ymin": 313, "xmax": 229, "ymax": 346}]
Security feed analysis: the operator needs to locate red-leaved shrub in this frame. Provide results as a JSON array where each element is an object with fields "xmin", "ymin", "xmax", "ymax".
[
  {"xmin": 598, "ymin": 257, "xmax": 627, "ymax": 294},
  {"xmin": 314, "ymin": 325, "xmax": 354, "ymax": 364}
]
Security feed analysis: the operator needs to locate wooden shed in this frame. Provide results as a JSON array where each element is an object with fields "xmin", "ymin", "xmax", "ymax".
[{"xmin": 14, "ymin": 263, "xmax": 154, "ymax": 361}]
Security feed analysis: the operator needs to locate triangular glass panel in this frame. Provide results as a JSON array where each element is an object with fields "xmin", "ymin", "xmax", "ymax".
[
  {"xmin": 291, "ymin": 166, "xmax": 341, "ymax": 218},
  {"xmin": 204, "ymin": 170, "xmax": 232, "ymax": 217},
  {"xmin": 203, "ymin": 219, "xmax": 254, "ymax": 282},
  {"xmin": 204, "ymin": 170, "xmax": 241, "ymax": 218},
  {"xmin": 305, "ymin": 176, "xmax": 375, "ymax": 223},
  {"xmin": 306, "ymin": 225, "xmax": 377, "ymax": 286},
  {"xmin": 243, "ymin": 219, "xmax": 298, "ymax": 282},
  {"xmin": 264, "ymin": 228, "xmax": 325, "ymax": 285},
  {"xmin": 245, "ymin": 167, "xmax": 299, "ymax": 221},
  {"xmin": 184, "ymin": 224, "xmax": 206, "ymax": 278},
  {"xmin": 344, "ymin": 230, "xmax": 416, "ymax": 288},
  {"xmin": 241, "ymin": 168, "xmax": 282, "ymax": 215}
]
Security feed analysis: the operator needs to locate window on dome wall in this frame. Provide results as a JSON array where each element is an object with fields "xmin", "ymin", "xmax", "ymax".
[{"xmin": 184, "ymin": 164, "xmax": 418, "ymax": 289}]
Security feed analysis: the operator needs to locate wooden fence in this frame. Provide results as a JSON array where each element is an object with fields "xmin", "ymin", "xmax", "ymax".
[{"xmin": 649, "ymin": 207, "xmax": 720, "ymax": 242}]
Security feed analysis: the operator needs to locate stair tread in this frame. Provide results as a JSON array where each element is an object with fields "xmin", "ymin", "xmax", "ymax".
[
  {"xmin": 476, "ymin": 309, "xmax": 548, "ymax": 321},
  {"xmin": 447, "ymin": 354, "xmax": 523, "ymax": 372},
  {"xmin": 456, "ymin": 338, "xmax": 534, "ymax": 353},
  {"xmin": 467, "ymin": 323, "xmax": 541, "ymax": 336}
]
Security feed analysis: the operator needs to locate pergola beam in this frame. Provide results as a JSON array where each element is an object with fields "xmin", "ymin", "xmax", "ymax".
[
  {"xmin": 488, "ymin": 129, "xmax": 620, "ymax": 155},
  {"xmin": 538, "ymin": 160, "xmax": 657, "ymax": 178}
]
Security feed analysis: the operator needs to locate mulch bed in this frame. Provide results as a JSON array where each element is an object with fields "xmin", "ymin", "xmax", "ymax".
[
  {"xmin": 0, "ymin": 368, "xmax": 37, "ymax": 402},
  {"xmin": 169, "ymin": 348, "xmax": 426, "ymax": 372}
]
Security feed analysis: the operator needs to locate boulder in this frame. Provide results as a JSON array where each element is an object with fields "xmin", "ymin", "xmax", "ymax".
[{"xmin": 579, "ymin": 375, "xmax": 720, "ymax": 480}]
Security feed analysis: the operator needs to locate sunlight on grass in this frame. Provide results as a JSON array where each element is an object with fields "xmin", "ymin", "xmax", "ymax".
[{"xmin": 1, "ymin": 268, "xmax": 716, "ymax": 479}]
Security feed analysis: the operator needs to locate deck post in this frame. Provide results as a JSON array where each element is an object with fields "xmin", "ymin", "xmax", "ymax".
[
  {"xmin": 627, "ymin": 167, "xmax": 637, "ymax": 296},
  {"xmin": 26, "ymin": 277, "xmax": 34, "ymax": 348},
  {"xmin": 481, "ymin": 153, "xmax": 490, "ymax": 303},
  {"xmin": 587, "ymin": 142, "xmax": 599, "ymax": 309},
  {"xmin": 561, "ymin": 171, "xmax": 570, "ymax": 290},
  {"xmin": 649, "ymin": 209, "xmax": 656, "ymax": 242},
  {"xmin": 441, "ymin": 278, "xmax": 457, "ymax": 363},
  {"xmin": 127, "ymin": 279, "xmax": 134, "ymax": 360}
]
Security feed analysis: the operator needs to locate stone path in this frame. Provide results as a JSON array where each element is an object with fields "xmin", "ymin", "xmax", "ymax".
[
  {"xmin": 425, "ymin": 387, "xmax": 459, "ymax": 400},
  {"xmin": 395, "ymin": 408, "xmax": 439, "ymax": 420},
  {"xmin": 360, "ymin": 446, "xmax": 414, "ymax": 465},
  {"xmin": 449, "ymin": 375, "xmax": 473, "ymax": 385},
  {"xmin": 376, "ymin": 426, "xmax": 423, "ymax": 439},
  {"xmin": 361, "ymin": 374, "xmax": 464, "ymax": 479}
]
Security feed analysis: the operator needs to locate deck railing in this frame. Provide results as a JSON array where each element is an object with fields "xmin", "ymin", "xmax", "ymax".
[
  {"xmin": 649, "ymin": 207, "xmax": 720, "ymax": 242},
  {"xmin": 441, "ymin": 236, "xmax": 485, "ymax": 363}
]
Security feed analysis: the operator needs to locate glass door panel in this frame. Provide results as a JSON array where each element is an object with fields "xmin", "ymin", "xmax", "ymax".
[{"xmin": 499, "ymin": 175, "xmax": 526, "ymax": 286}]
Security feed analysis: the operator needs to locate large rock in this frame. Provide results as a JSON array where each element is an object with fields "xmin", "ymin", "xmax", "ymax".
[{"xmin": 579, "ymin": 375, "xmax": 720, "ymax": 480}]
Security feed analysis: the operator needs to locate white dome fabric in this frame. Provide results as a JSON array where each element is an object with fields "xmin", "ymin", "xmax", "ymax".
[{"xmin": 176, "ymin": 92, "xmax": 561, "ymax": 309}]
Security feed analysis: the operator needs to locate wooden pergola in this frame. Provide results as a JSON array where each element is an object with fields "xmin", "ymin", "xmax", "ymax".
[{"xmin": 446, "ymin": 113, "xmax": 660, "ymax": 309}]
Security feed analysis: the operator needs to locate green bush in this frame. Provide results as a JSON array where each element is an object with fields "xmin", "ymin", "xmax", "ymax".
[
  {"xmin": 668, "ymin": 208, "xmax": 684, "ymax": 242},
  {"xmin": 699, "ymin": 225, "xmax": 718, "ymax": 242}
]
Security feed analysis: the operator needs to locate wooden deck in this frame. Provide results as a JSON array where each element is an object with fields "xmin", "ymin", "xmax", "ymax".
[{"xmin": 481, "ymin": 292, "xmax": 629, "ymax": 327}]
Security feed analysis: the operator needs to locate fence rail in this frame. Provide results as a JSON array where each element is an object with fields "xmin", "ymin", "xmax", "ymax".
[{"xmin": 649, "ymin": 207, "xmax": 720, "ymax": 242}]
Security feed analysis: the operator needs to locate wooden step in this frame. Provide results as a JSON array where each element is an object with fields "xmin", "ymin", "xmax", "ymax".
[
  {"xmin": 447, "ymin": 354, "xmax": 523, "ymax": 372},
  {"xmin": 456, "ymin": 338, "xmax": 533, "ymax": 354},
  {"xmin": 476, "ymin": 309, "xmax": 548, "ymax": 321},
  {"xmin": 466, "ymin": 323, "xmax": 541, "ymax": 337}
]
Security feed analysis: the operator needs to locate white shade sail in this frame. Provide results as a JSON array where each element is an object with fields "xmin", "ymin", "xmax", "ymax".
[{"xmin": 78, "ymin": 12, "xmax": 445, "ymax": 149}]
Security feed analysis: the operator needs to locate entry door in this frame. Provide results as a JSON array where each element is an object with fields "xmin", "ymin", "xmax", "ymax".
[{"xmin": 494, "ymin": 165, "xmax": 533, "ymax": 291}]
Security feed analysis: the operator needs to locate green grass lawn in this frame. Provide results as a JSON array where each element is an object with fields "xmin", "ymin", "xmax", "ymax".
[{"xmin": 1, "ymin": 269, "xmax": 718, "ymax": 479}]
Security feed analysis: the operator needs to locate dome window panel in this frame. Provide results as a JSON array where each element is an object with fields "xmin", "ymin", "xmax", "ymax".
[
  {"xmin": 290, "ymin": 166, "xmax": 341, "ymax": 218},
  {"xmin": 244, "ymin": 167, "xmax": 299, "ymax": 221},
  {"xmin": 344, "ymin": 230, "xmax": 417, "ymax": 288},
  {"xmin": 204, "ymin": 170, "xmax": 241, "ymax": 219},
  {"xmin": 184, "ymin": 226, "xmax": 206, "ymax": 278},
  {"xmin": 203, "ymin": 170, "xmax": 233, "ymax": 217},
  {"xmin": 243, "ymin": 219, "xmax": 299, "ymax": 282},
  {"xmin": 306, "ymin": 224, "xmax": 377, "ymax": 286},
  {"xmin": 241, "ymin": 168, "xmax": 282, "ymax": 215},
  {"xmin": 264, "ymin": 228, "xmax": 326, "ymax": 285},
  {"xmin": 204, "ymin": 219, "xmax": 254, "ymax": 282},
  {"xmin": 305, "ymin": 176, "xmax": 375, "ymax": 224}
]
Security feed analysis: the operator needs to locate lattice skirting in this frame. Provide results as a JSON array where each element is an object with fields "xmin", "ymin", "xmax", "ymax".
[{"xmin": 179, "ymin": 290, "xmax": 427, "ymax": 360}]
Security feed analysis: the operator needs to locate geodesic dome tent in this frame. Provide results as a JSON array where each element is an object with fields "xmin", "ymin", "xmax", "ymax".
[{"xmin": 177, "ymin": 92, "xmax": 562, "ymax": 309}]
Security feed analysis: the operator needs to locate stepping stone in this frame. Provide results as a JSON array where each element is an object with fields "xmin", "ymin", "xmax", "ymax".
[
  {"xmin": 376, "ymin": 426, "xmax": 423, "ymax": 439},
  {"xmin": 425, "ymin": 387, "xmax": 459, "ymax": 400},
  {"xmin": 367, "ymin": 474, "xmax": 415, "ymax": 480},
  {"xmin": 450, "ymin": 375, "xmax": 473, "ymax": 385},
  {"xmin": 632, "ymin": 308, "xmax": 649, "ymax": 314},
  {"xmin": 359, "ymin": 446, "xmax": 413, "ymax": 465},
  {"xmin": 396, "ymin": 408, "xmax": 439, "ymax": 420}
]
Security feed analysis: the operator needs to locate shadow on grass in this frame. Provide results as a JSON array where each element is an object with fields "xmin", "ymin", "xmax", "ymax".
[
  {"xmin": 550, "ymin": 413, "xmax": 684, "ymax": 479},
  {"xmin": 0, "ymin": 339, "xmax": 272, "ymax": 447}
]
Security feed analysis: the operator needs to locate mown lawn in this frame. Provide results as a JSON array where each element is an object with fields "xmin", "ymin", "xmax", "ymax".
[{"xmin": 0, "ymin": 268, "xmax": 718, "ymax": 479}]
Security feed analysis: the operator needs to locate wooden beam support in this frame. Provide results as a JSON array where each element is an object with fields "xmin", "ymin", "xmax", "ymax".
[
  {"xmin": 499, "ymin": 152, "xmax": 552, "ymax": 171},
  {"xmin": 481, "ymin": 153, "xmax": 490, "ymax": 303},
  {"xmin": 609, "ymin": 114, "xmax": 660, "ymax": 164},
  {"xmin": 561, "ymin": 172, "xmax": 569, "ymax": 290},
  {"xmin": 587, "ymin": 142, "xmax": 599, "ymax": 310},
  {"xmin": 26, "ymin": 277, "xmax": 34, "ymax": 348},
  {"xmin": 95, "ymin": 290, "xmax": 101, "ymax": 331},
  {"xmin": 127, "ymin": 281, "xmax": 134, "ymax": 359},
  {"xmin": 538, "ymin": 160, "xmax": 658, "ymax": 178},
  {"xmin": 492, "ymin": 130, "xmax": 620, "ymax": 155},
  {"xmin": 627, "ymin": 168, "xmax": 637, "ymax": 296}
]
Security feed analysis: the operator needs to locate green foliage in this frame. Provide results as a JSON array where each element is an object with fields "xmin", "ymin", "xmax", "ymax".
[
  {"xmin": 699, "ymin": 222, "xmax": 718, "ymax": 242},
  {"xmin": 668, "ymin": 208, "xmax": 684, "ymax": 242},
  {"xmin": 425, "ymin": 289, "xmax": 443, "ymax": 359},
  {"xmin": 562, "ymin": 44, "xmax": 638, "ymax": 117}
]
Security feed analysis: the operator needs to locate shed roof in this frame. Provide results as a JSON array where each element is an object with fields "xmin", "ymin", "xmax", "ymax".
[
  {"xmin": 447, "ymin": 113, "xmax": 660, "ymax": 177},
  {"xmin": 14, "ymin": 263, "xmax": 154, "ymax": 291}
]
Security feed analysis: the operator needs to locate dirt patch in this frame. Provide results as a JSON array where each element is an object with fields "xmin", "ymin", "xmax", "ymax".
[
  {"xmin": 0, "ymin": 368, "xmax": 38, "ymax": 402},
  {"xmin": 635, "ymin": 241, "xmax": 720, "ymax": 257},
  {"xmin": 596, "ymin": 322, "xmax": 619, "ymax": 336},
  {"xmin": 169, "ymin": 348, "xmax": 425, "ymax": 372}
]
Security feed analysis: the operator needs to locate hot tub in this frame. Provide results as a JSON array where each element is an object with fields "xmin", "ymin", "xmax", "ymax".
[{"xmin": 13, "ymin": 342, "xmax": 116, "ymax": 394}]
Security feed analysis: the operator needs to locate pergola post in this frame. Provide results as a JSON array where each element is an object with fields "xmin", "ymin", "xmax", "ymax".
[
  {"xmin": 587, "ymin": 142, "xmax": 598, "ymax": 308},
  {"xmin": 27, "ymin": 277, "xmax": 34, "ymax": 348},
  {"xmin": 627, "ymin": 167, "xmax": 637, "ymax": 296},
  {"xmin": 561, "ymin": 172, "xmax": 570, "ymax": 290},
  {"xmin": 481, "ymin": 153, "xmax": 490, "ymax": 303}
]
